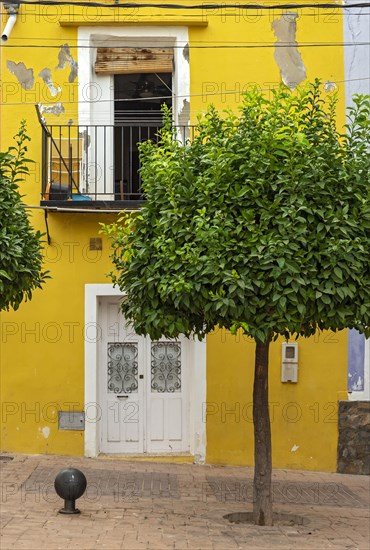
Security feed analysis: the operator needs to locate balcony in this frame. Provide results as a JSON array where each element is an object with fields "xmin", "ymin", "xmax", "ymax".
[{"xmin": 38, "ymin": 115, "xmax": 194, "ymax": 211}]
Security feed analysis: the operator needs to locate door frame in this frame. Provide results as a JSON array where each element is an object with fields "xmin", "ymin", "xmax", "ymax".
[
  {"xmin": 78, "ymin": 26, "xmax": 190, "ymax": 197},
  {"xmin": 78, "ymin": 26, "xmax": 190, "ymax": 128},
  {"xmin": 84, "ymin": 284, "xmax": 207, "ymax": 461}
]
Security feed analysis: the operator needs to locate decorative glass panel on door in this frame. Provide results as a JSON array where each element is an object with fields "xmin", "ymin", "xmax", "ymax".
[
  {"xmin": 107, "ymin": 343, "xmax": 138, "ymax": 393},
  {"xmin": 151, "ymin": 342, "xmax": 181, "ymax": 393}
]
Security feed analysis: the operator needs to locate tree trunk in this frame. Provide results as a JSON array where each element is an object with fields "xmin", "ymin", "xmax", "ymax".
[{"xmin": 253, "ymin": 339, "xmax": 273, "ymax": 526}]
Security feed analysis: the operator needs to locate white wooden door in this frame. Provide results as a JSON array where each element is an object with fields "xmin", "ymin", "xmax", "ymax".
[
  {"xmin": 100, "ymin": 298, "xmax": 189, "ymax": 454},
  {"xmin": 146, "ymin": 338, "xmax": 187, "ymax": 453}
]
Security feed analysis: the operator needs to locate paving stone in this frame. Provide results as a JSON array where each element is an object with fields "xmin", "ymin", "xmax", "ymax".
[{"xmin": 0, "ymin": 454, "xmax": 369, "ymax": 550}]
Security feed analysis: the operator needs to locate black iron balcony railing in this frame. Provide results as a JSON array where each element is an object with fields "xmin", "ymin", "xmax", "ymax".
[{"xmin": 38, "ymin": 113, "xmax": 195, "ymax": 209}]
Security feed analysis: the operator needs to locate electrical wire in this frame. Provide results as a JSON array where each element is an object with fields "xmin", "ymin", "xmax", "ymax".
[
  {"xmin": 1, "ymin": 0, "xmax": 370, "ymax": 10},
  {"xmin": 1, "ymin": 76, "xmax": 369, "ymax": 108},
  {"xmin": 2, "ymin": 9, "xmax": 370, "ymax": 15},
  {"xmin": 2, "ymin": 41, "xmax": 370, "ymax": 47},
  {"xmin": 4, "ymin": 37, "xmax": 370, "ymax": 44}
]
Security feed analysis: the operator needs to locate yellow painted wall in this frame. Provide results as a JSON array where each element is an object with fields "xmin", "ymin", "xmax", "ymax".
[
  {"xmin": 0, "ymin": 3, "xmax": 347, "ymax": 144},
  {"xmin": 0, "ymin": 1, "xmax": 348, "ymax": 466},
  {"xmin": 0, "ymin": 212, "xmax": 120, "ymax": 455},
  {"xmin": 189, "ymin": 9, "xmax": 346, "ymax": 123},
  {"xmin": 206, "ymin": 329, "xmax": 348, "ymax": 472}
]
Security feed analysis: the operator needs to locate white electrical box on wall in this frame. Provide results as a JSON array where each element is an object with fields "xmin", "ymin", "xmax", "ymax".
[{"xmin": 281, "ymin": 342, "xmax": 298, "ymax": 383}]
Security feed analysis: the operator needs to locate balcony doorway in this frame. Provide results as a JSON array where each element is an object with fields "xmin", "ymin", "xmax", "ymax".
[{"xmin": 114, "ymin": 72, "xmax": 172, "ymax": 200}]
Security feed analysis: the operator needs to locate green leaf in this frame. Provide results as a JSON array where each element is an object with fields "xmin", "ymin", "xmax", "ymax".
[
  {"xmin": 334, "ymin": 267, "xmax": 343, "ymax": 280},
  {"xmin": 0, "ymin": 270, "xmax": 11, "ymax": 280}
]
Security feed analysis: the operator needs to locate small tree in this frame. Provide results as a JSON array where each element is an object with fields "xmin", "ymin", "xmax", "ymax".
[
  {"xmin": 102, "ymin": 81, "xmax": 370, "ymax": 525},
  {"xmin": 0, "ymin": 123, "xmax": 48, "ymax": 311}
]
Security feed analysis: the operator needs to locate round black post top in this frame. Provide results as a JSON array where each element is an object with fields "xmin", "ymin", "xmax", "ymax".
[{"xmin": 54, "ymin": 468, "xmax": 87, "ymax": 514}]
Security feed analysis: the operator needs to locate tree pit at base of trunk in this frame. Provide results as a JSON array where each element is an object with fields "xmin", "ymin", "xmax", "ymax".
[{"xmin": 224, "ymin": 512, "xmax": 309, "ymax": 526}]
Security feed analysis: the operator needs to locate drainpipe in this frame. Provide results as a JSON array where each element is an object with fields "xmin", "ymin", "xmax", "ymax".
[{"xmin": 1, "ymin": 3, "xmax": 19, "ymax": 42}]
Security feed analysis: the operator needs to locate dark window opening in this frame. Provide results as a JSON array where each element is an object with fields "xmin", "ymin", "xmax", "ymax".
[{"xmin": 114, "ymin": 73, "xmax": 172, "ymax": 200}]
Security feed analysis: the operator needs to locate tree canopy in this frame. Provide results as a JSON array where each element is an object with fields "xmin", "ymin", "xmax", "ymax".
[
  {"xmin": 103, "ymin": 81, "xmax": 370, "ymax": 344},
  {"xmin": 0, "ymin": 123, "xmax": 48, "ymax": 311}
]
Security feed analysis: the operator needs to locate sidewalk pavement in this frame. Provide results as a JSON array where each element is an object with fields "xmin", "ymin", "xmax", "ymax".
[{"xmin": 0, "ymin": 453, "xmax": 369, "ymax": 550}]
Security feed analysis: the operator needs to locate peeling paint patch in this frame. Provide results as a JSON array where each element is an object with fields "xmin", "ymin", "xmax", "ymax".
[
  {"xmin": 79, "ymin": 130, "xmax": 91, "ymax": 150},
  {"xmin": 272, "ymin": 13, "xmax": 306, "ymax": 89},
  {"xmin": 324, "ymin": 80, "xmax": 337, "ymax": 92},
  {"xmin": 178, "ymin": 99, "xmax": 190, "ymax": 126},
  {"xmin": 6, "ymin": 61, "xmax": 34, "ymax": 90},
  {"xmin": 56, "ymin": 44, "xmax": 78, "ymax": 83},
  {"xmin": 41, "ymin": 427, "xmax": 50, "ymax": 439},
  {"xmin": 291, "ymin": 444, "xmax": 299, "ymax": 452},
  {"xmin": 183, "ymin": 43, "xmax": 189, "ymax": 63},
  {"xmin": 39, "ymin": 68, "xmax": 61, "ymax": 97},
  {"xmin": 39, "ymin": 102, "xmax": 65, "ymax": 116}
]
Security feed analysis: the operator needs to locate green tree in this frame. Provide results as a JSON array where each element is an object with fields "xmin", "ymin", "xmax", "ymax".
[
  {"xmin": 0, "ymin": 122, "xmax": 48, "ymax": 311},
  {"xmin": 102, "ymin": 81, "xmax": 370, "ymax": 525}
]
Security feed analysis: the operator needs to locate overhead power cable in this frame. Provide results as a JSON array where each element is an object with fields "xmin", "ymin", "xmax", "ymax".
[
  {"xmin": 1, "ymin": 0, "xmax": 370, "ymax": 10},
  {"xmin": 1, "ymin": 76, "xmax": 369, "ymax": 108},
  {"xmin": 2, "ymin": 41, "xmax": 370, "ymax": 48},
  {"xmin": 3, "ymin": 36, "xmax": 370, "ymax": 44},
  {"xmin": 2, "ymin": 10, "xmax": 370, "ymax": 15},
  {"xmin": 3, "ymin": 42, "xmax": 370, "ymax": 47}
]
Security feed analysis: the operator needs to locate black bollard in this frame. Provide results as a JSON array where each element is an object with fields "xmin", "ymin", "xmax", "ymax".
[{"xmin": 54, "ymin": 468, "xmax": 87, "ymax": 514}]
